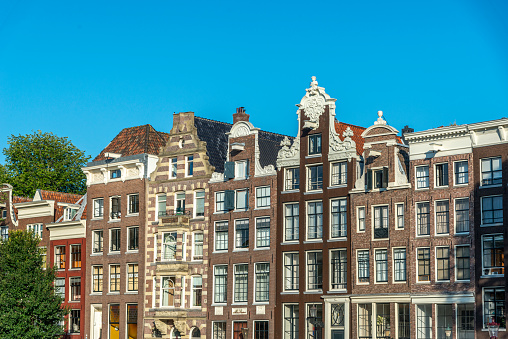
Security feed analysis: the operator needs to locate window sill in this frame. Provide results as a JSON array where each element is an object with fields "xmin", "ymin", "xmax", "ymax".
[
  {"xmin": 415, "ymin": 281, "xmax": 431, "ymax": 284},
  {"xmin": 68, "ymin": 268, "xmax": 81, "ymax": 271},
  {"xmin": 454, "ymin": 280, "xmax": 470, "ymax": 283},
  {"xmin": 281, "ymin": 241, "xmax": 299, "ymax": 245},
  {"xmin": 435, "ymin": 280, "xmax": 451, "ymax": 284},
  {"xmin": 89, "ymin": 293, "xmax": 103, "ymax": 296},
  {"xmin": 434, "ymin": 233, "xmax": 450, "ymax": 237},
  {"xmin": 434, "ymin": 185, "xmax": 449, "ymax": 189},
  {"xmin": 453, "ymin": 183, "xmax": 469, "ymax": 187},
  {"xmin": 328, "ymin": 184, "xmax": 347, "ymax": 189},
  {"xmin": 253, "ymin": 301, "xmax": 269, "ymax": 305},
  {"xmin": 233, "ymin": 209, "xmax": 249, "ymax": 213},
  {"xmin": 191, "ymin": 216, "xmax": 205, "ymax": 221},
  {"xmin": 454, "ymin": 232, "xmax": 469, "ymax": 236},
  {"xmin": 415, "ymin": 187, "xmax": 430, "ymax": 191},
  {"xmin": 281, "ymin": 291, "xmax": 299, "ymax": 295},
  {"xmin": 306, "ymin": 154, "xmax": 322, "ymax": 159},
  {"xmin": 415, "ymin": 235, "xmax": 430, "ymax": 238},
  {"xmin": 480, "ymin": 274, "xmax": 504, "ymax": 279},
  {"xmin": 304, "ymin": 190, "xmax": 323, "ymax": 195},
  {"xmin": 233, "ymin": 249, "xmax": 249, "ymax": 252},
  {"xmin": 328, "ymin": 289, "xmax": 347, "ymax": 293},
  {"xmin": 107, "ymin": 252, "xmax": 121, "ymax": 256},
  {"xmin": 212, "ymin": 250, "xmax": 228, "ymax": 254},
  {"xmin": 393, "ymin": 281, "xmax": 407, "ymax": 284},
  {"xmin": 356, "ymin": 282, "xmax": 370, "ymax": 285},
  {"xmin": 328, "ymin": 238, "xmax": 347, "ymax": 242},
  {"xmin": 232, "ymin": 302, "xmax": 248, "ymax": 306},
  {"xmin": 90, "ymin": 253, "xmax": 103, "ymax": 256},
  {"xmin": 125, "ymin": 291, "xmax": 138, "ymax": 295},
  {"xmin": 108, "ymin": 219, "xmax": 121, "ymax": 223},
  {"xmin": 125, "ymin": 250, "xmax": 139, "ymax": 254},
  {"xmin": 91, "ymin": 217, "xmax": 104, "ymax": 221},
  {"xmin": 479, "ymin": 184, "xmax": 502, "ymax": 189},
  {"xmin": 254, "ymin": 207, "xmax": 270, "ymax": 210},
  {"xmin": 282, "ymin": 189, "xmax": 299, "ymax": 194},
  {"xmin": 254, "ymin": 247, "xmax": 270, "ymax": 251},
  {"xmin": 211, "ymin": 303, "xmax": 227, "ymax": 307},
  {"xmin": 304, "ymin": 240, "xmax": 323, "ymax": 244},
  {"xmin": 372, "ymin": 238, "xmax": 389, "ymax": 241},
  {"xmin": 304, "ymin": 291, "xmax": 323, "ymax": 294},
  {"xmin": 125, "ymin": 213, "xmax": 139, "ymax": 217},
  {"xmin": 68, "ymin": 300, "xmax": 81, "ymax": 303},
  {"xmin": 481, "ymin": 223, "xmax": 503, "ymax": 227},
  {"xmin": 107, "ymin": 292, "xmax": 120, "ymax": 295}
]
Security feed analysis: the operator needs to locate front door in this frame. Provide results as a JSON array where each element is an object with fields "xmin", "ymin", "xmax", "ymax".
[{"xmin": 93, "ymin": 308, "xmax": 102, "ymax": 339}]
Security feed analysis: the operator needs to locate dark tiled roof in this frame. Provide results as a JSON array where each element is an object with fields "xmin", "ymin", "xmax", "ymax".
[
  {"xmin": 334, "ymin": 121, "xmax": 366, "ymax": 155},
  {"xmin": 94, "ymin": 124, "xmax": 169, "ymax": 161},
  {"xmin": 194, "ymin": 117, "xmax": 232, "ymax": 173}
]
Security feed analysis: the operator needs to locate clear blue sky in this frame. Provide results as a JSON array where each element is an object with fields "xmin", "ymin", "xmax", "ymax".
[{"xmin": 0, "ymin": 0, "xmax": 507, "ymax": 162}]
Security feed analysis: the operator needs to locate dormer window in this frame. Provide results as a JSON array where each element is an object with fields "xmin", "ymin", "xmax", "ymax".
[
  {"xmin": 110, "ymin": 169, "xmax": 121, "ymax": 179},
  {"xmin": 64, "ymin": 208, "xmax": 77, "ymax": 221},
  {"xmin": 309, "ymin": 134, "xmax": 322, "ymax": 155}
]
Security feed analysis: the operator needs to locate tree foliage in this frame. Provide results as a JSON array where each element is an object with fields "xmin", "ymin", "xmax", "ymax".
[
  {"xmin": 1, "ymin": 131, "xmax": 90, "ymax": 197},
  {"xmin": 0, "ymin": 230, "xmax": 67, "ymax": 338}
]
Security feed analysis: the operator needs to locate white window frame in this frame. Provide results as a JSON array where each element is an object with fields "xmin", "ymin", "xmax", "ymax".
[
  {"xmin": 395, "ymin": 203, "xmax": 404, "ymax": 229},
  {"xmin": 453, "ymin": 160, "xmax": 469, "ymax": 186},
  {"xmin": 415, "ymin": 165, "xmax": 430, "ymax": 189},
  {"xmin": 480, "ymin": 156, "xmax": 502, "ymax": 187},
  {"xmin": 434, "ymin": 199, "xmax": 450, "ymax": 236},
  {"xmin": 27, "ymin": 223, "xmax": 43, "ymax": 239},
  {"xmin": 357, "ymin": 206, "xmax": 366, "ymax": 232},
  {"xmin": 93, "ymin": 198, "xmax": 104, "ymax": 219},
  {"xmin": 416, "ymin": 304, "xmax": 433, "ymax": 339},
  {"xmin": 190, "ymin": 275, "xmax": 202, "ymax": 308},
  {"xmin": 213, "ymin": 265, "xmax": 228, "ymax": 305},
  {"xmin": 214, "ymin": 220, "xmax": 228, "ymax": 252},
  {"xmin": 416, "ymin": 247, "xmax": 431, "ymax": 283},
  {"xmin": 169, "ymin": 157, "xmax": 178, "ymax": 179},
  {"xmin": 127, "ymin": 193, "xmax": 139, "ymax": 216},
  {"xmin": 306, "ymin": 163, "xmax": 323, "ymax": 192},
  {"xmin": 126, "ymin": 263, "xmax": 138, "ymax": 292},
  {"xmin": 235, "ymin": 160, "xmax": 248, "ymax": 179},
  {"xmin": 283, "ymin": 303, "xmax": 300, "ymax": 339},
  {"xmin": 109, "ymin": 228, "xmax": 121, "ymax": 253},
  {"xmin": 434, "ymin": 162, "xmax": 449, "ymax": 188},
  {"xmin": 481, "ymin": 233, "xmax": 504, "ymax": 277},
  {"xmin": 306, "ymin": 250, "xmax": 323, "ymax": 292},
  {"xmin": 374, "ymin": 248, "xmax": 388, "ymax": 284},
  {"xmin": 161, "ymin": 276, "xmax": 175, "ymax": 307},
  {"xmin": 127, "ymin": 226, "xmax": 139, "ymax": 252},
  {"xmin": 284, "ymin": 167, "xmax": 300, "ymax": 191},
  {"xmin": 185, "ymin": 155, "xmax": 194, "ymax": 177},
  {"xmin": 255, "ymin": 216, "xmax": 270, "ymax": 249},
  {"xmin": 330, "ymin": 161, "xmax": 347, "ymax": 187},
  {"xmin": 454, "ymin": 197, "xmax": 470, "ymax": 235},
  {"xmin": 371, "ymin": 204, "xmax": 389, "ymax": 240},
  {"xmin": 109, "ymin": 168, "xmax": 121, "ymax": 180},
  {"xmin": 234, "ymin": 219, "xmax": 249, "ymax": 251},
  {"xmin": 64, "ymin": 207, "xmax": 77, "ymax": 221},
  {"xmin": 329, "ymin": 248, "xmax": 347, "ymax": 291},
  {"xmin": 392, "ymin": 247, "xmax": 407, "ymax": 283},
  {"xmin": 109, "ymin": 264, "xmax": 120, "ymax": 293},
  {"xmin": 283, "ymin": 252, "xmax": 299, "ymax": 292},
  {"xmin": 255, "ymin": 186, "xmax": 271, "ymax": 209},
  {"xmin": 454, "ymin": 245, "xmax": 471, "ymax": 283},
  {"xmin": 191, "ymin": 232, "xmax": 203, "ymax": 261},
  {"xmin": 110, "ymin": 195, "xmax": 121, "ymax": 220},
  {"xmin": 92, "ymin": 230, "xmax": 103, "ymax": 254},
  {"xmin": 215, "ymin": 191, "xmax": 225, "ymax": 213},
  {"xmin": 330, "ymin": 198, "xmax": 347, "ymax": 239},
  {"xmin": 254, "ymin": 262, "xmax": 270, "ymax": 303},
  {"xmin": 174, "ymin": 191, "xmax": 186, "ymax": 215},
  {"xmin": 306, "ymin": 200, "xmax": 323, "ymax": 241},
  {"xmin": 156, "ymin": 193, "xmax": 166, "ymax": 218},
  {"xmin": 416, "ymin": 201, "xmax": 431, "ymax": 237},
  {"xmin": 356, "ymin": 249, "xmax": 370, "ymax": 284},
  {"xmin": 283, "ymin": 202, "xmax": 299, "ymax": 243},
  {"xmin": 235, "ymin": 188, "xmax": 248, "ymax": 211},
  {"xmin": 435, "ymin": 246, "xmax": 451, "ymax": 282},
  {"xmin": 482, "ymin": 287, "xmax": 506, "ymax": 329},
  {"xmin": 161, "ymin": 232, "xmax": 177, "ymax": 261},
  {"xmin": 193, "ymin": 190, "xmax": 205, "ymax": 218}
]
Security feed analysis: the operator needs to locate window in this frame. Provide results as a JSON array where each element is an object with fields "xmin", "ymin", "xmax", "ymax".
[
  {"xmin": 416, "ymin": 165, "xmax": 429, "ymax": 189},
  {"xmin": 215, "ymin": 191, "xmax": 226, "ymax": 212},
  {"xmin": 194, "ymin": 190, "xmax": 205, "ymax": 217},
  {"xmin": 435, "ymin": 200, "xmax": 449, "ymax": 234},
  {"xmin": 110, "ymin": 228, "xmax": 120, "ymax": 252},
  {"xmin": 128, "ymin": 227, "xmax": 139, "ymax": 251},
  {"xmin": 127, "ymin": 263, "xmax": 138, "ymax": 291},
  {"xmin": 307, "ymin": 165, "xmax": 323, "ymax": 191},
  {"xmin": 285, "ymin": 167, "xmax": 300, "ymax": 191},
  {"xmin": 93, "ymin": 230, "xmax": 103, "ymax": 253},
  {"xmin": 416, "ymin": 304, "xmax": 432, "ymax": 339},
  {"xmin": 70, "ymin": 309, "xmax": 80, "ymax": 333},
  {"xmin": 306, "ymin": 303, "xmax": 323, "ymax": 339},
  {"xmin": 191, "ymin": 328, "xmax": 201, "ymax": 339},
  {"xmin": 483, "ymin": 288, "xmax": 505, "ymax": 328},
  {"xmin": 456, "ymin": 245, "xmax": 470, "ymax": 281},
  {"xmin": 482, "ymin": 234, "xmax": 504, "ymax": 275},
  {"xmin": 213, "ymin": 322, "xmax": 226, "ymax": 339},
  {"xmin": 375, "ymin": 249, "xmax": 388, "ymax": 282},
  {"xmin": 55, "ymin": 245, "xmax": 66, "ymax": 270},
  {"xmin": 373, "ymin": 206, "xmax": 388, "ymax": 239},
  {"xmin": 235, "ymin": 160, "xmax": 248, "ymax": 179},
  {"xmin": 396, "ymin": 203, "xmax": 404, "ymax": 229},
  {"xmin": 331, "ymin": 161, "xmax": 347, "ymax": 186},
  {"xmin": 376, "ymin": 303, "xmax": 391, "ymax": 339},
  {"xmin": 372, "ymin": 167, "xmax": 388, "ymax": 189},
  {"xmin": 307, "ymin": 251, "xmax": 323, "ymax": 290},
  {"xmin": 435, "ymin": 163, "xmax": 449, "ymax": 187},
  {"xmin": 436, "ymin": 247, "xmax": 450, "ymax": 281},
  {"xmin": 1, "ymin": 209, "xmax": 6, "ymax": 219},
  {"xmin": 127, "ymin": 305, "xmax": 137, "ymax": 339},
  {"xmin": 455, "ymin": 160, "xmax": 469, "ymax": 185},
  {"xmin": 255, "ymin": 321, "xmax": 269, "ymax": 339},
  {"xmin": 398, "ymin": 304, "xmax": 410, "ymax": 339},
  {"xmin": 256, "ymin": 217, "xmax": 270, "ymax": 248},
  {"xmin": 175, "ymin": 192, "xmax": 186, "ymax": 214},
  {"xmin": 234, "ymin": 264, "xmax": 248, "ymax": 302},
  {"xmin": 55, "ymin": 278, "xmax": 65, "ymax": 298},
  {"xmin": 128, "ymin": 194, "xmax": 139, "ymax": 214},
  {"xmin": 416, "ymin": 202, "xmax": 430, "ymax": 236},
  {"xmin": 214, "ymin": 265, "xmax": 228, "ymax": 303},
  {"xmin": 256, "ymin": 186, "xmax": 270, "ymax": 208},
  {"xmin": 161, "ymin": 276, "xmax": 175, "ymax": 306},
  {"xmin": 191, "ymin": 276, "xmax": 202, "ymax": 307},
  {"xmin": 284, "ymin": 203, "xmax": 299, "ymax": 242},
  {"xmin": 0, "ymin": 226, "xmax": 8, "ymax": 241},
  {"xmin": 235, "ymin": 189, "xmax": 248, "ymax": 210},
  {"xmin": 457, "ymin": 304, "xmax": 474, "ymax": 339},
  {"xmin": 307, "ymin": 201, "xmax": 323, "ymax": 240},
  {"xmin": 64, "ymin": 207, "xmax": 77, "ymax": 221},
  {"xmin": 109, "ymin": 304, "xmax": 120, "ymax": 339},
  {"xmin": 309, "ymin": 134, "xmax": 322, "ymax": 155},
  {"xmin": 331, "ymin": 199, "xmax": 347, "ymax": 238},
  {"xmin": 92, "ymin": 266, "xmax": 103, "ymax": 292},
  {"xmin": 482, "ymin": 196, "xmax": 503, "ymax": 225},
  {"xmin": 417, "ymin": 248, "xmax": 430, "ymax": 282},
  {"xmin": 110, "ymin": 196, "xmax": 121, "ymax": 219},
  {"xmin": 436, "ymin": 304, "xmax": 452, "ymax": 339},
  {"xmin": 40, "ymin": 246, "xmax": 47, "ymax": 268},
  {"xmin": 358, "ymin": 304, "xmax": 372, "ymax": 339},
  {"xmin": 70, "ymin": 277, "xmax": 81, "ymax": 301},
  {"xmin": 284, "ymin": 304, "xmax": 299, "ymax": 339},
  {"xmin": 330, "ymin": 249, "xmax": 347, "ymax": 290},
  {"xmin": 455, "ymin": 198, "xmax": 469, "ymax": 233},
  {"xmin": 215, "ymin": 221, "xmax": 228, "ymax": 251},
  {"xmin": 358, "ymin": 207, "xmax": 366, "ymax": 232},
  {"xmin": 163, "ymin": 232, "xmax": 177, "ymax": 260},
  {"xmin": 170, "ymin": 157, "xmax": 178, "ymax": 178},
  {"xmin": 192, "ymin": 232, "xmax": 203, "ymax": 260},
  {"xmin": 234, "ymin": 322, "xmax": 248, "ymax": 339},
  {"xmin": 284, "ymin": 252, "xmax": 299, "ymax": 291},
  {"xmin": 157, "ymin": 194, "xmax": 167, "ymax": 217},
  {"xmin": 110, "ymin": 169, "xmax": 121, "ymax": 179},
  {"xmin": 27, "ymin": 223, "xmax": 43, "ymax": 239},
  {"xmin": 357, "ymin": 250, "xmax": 370, "ymax": 283},
  {"xmin": 481, "ymin": 157, "xmax": 502, "ymax": 186},
  {"xmin": 109, "ymin": 265, "xmax": 120, "ymax": 292},
  {"xmin": 255, "ymin": 263, "xmax": 269, "ymax": 302},
  {"xmin": 394, "ymin": 248, "xmax": 407, "ymax": 282},
  {"xmin": 186, "ymin": 155, "xmax": 193, "ymax": 176},
  {"xmin": 331, "ymin": 303, "xmax": 345, "ymax": 326},
  {"xmin": 70, "ymin": 244, "xmax": 81, "ymax": 269},
  {"xmin": 235, "ymin": 219, "xmax": 249, "ymax": 249}
]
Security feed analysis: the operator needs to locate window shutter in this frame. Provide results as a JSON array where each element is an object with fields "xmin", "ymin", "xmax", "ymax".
[
  {"xmin": 382, "ymin": 167, "xmax": 389, "ymax": 188},
  {"xmin": 245, "ymin": 160, "xmax": 249, "ymax": 178},
  {"xmin": 366, "ymin": 169, "xmax": 372, "ymax": 190},
  {"xmin": 443, "ymin": 164, "xmax": 449, "ymax": 186},
  {"xmin": 224, "ymin": 162, "xmax": 235, "ymax": 179},
  {"xmin": 224, "ymin": 190, "xmax": 235, "ymax": 210}
]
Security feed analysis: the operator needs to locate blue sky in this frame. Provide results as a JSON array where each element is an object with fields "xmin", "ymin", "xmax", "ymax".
[{"xmin": 0, "ymin": 0, "xmax": 507, "ymax": 162}]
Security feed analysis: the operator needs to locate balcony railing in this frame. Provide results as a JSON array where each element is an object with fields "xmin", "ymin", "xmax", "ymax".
[{"xmin": 158, "ymin": 209, "xmax": 192, "ymax": 218}]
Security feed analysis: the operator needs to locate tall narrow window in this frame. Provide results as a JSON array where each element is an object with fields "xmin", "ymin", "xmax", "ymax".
[
  {"xmin": 457, "ymin": 304, "xmax": 474, "ymax": 338},
  {"xmin": 213, "ymin": 322, "xmax": 226, "ymax": 339},
  {"xmin": 110, "ymin": 196, "xmax": 121, "ymax": 219},
  {"xmin": 256, "ymin": 217, "xmax": 270, "ymax": 248},
  {"xmin": 126, "ymin": 305, "xmax": 137, "ymax": 339},
  {"xmin": 110, "ymin": 229, "xmax": 120, "ymax": 252},
  {"xmin": 398, "ymin": 304, "xmax": 410, "ymax": 339},
  {"xmin": 376, "ymin": 303, "xmax": 391, "ymax": 338},
  {"xmin": 109, "ymin": 304, "xmax": 120, "ymax": 339},
  {"xmin": 255, "ymin": 263, "xmax": 270, "ymax": 302},
  {"xmin": 128, "ymin": 194, "xmax": 139, "ymax": 214},
  {"xmin": 55, "ymin": 245, "xmax": 66, "ymax": 270},
  {"xmin": 482, "ymin": 196, "xmax": 503, "ymax": 225},
  {"xmin": 170, "ymin": 157, "xmax": 178, "ymax": 178},
  {"xmin": 70, "ymin": 309, "xmax": 80, "ymax": 334},
  {"xmin": 394, "ymin": 248, "xmax": 407, "ymax": 282},
  {"xmin": 109, "ymin": 265, "xmax": 120, "ymax": 292},
  {"xmin": 357, "ymin": 250, "xmax": 370, "ymax": 282},
  {"xmin": 284, "ymin": 252, "xmax": 299, "ymax": 291},
  {"xmin": 214, "ymin": 265, "xmax": 227, "ymax": 303},
  {"xmin": 256, "ymin": 186, "xmax": 270, "ymax": 208},
  {"xmin": 417, "ymin": 248, "xmax": 430, "ymax": 282},
  {"xmin": 306, "ymin": 303, "xmax": 323, "ymax": 339},
  {"xmin": 93, "ymin": 198, "xmax": 104, "ymax": 218},
  {"xmin": 40, "ymin": 246, "xmax": 47, "ymax": 268},
  {"xmin": 55, "ymin": 278, "xmax": 65, "ymax": 298},
  {"xmin": 93, "ymin": 230, "xmax": 103, "ymax": 253},
  {"xmin": 215, "ymin": 191, "xmax": 225, "ymax": 213},
  {"xmin": 161, "ymin": 276, "xmax": 175, "ymax": 306},
  {"xmin": 436, "ymin": 304, "xmax": 453, "ymax": 338},
  {"xmin": 70, "ymin": 277, "xmax": 81, "ymax": 301},
  {"xmin": 70, "ymin": 244, "xmax": 81, "ymax": 269},
  {"xmin": 191, "ymin": 276, "xmax": 202, "ymax": 307},
  {"xmin": 308, "ymin": 134, "xmax": 322, "ymax": 155},
  {"xmin": 307, "ymin": 251, "xmax": 323, "ymax": 290},
  {"xmin": 186, "ymin": 155, "xmax": 193, "ymax": 176},
  {"xmin": 127, "ymin": 263, "xmax": 138, "ymax": 291},
  {"xmin": 92, "ymin": 266, "xmax": 103, "ymax": 292},
  {"xmin": 455, "ymin": 160, "xmax": 469, "ymax": 185},
  {"xmin": 175, "ymin": 192, "xmax": 186, "ymax": 214},
  {"xmin": 235, "ymin": 189, "xmax": 248, "ymax": 210},
  {"xmin": 234, "ymin": 264, "xmax": 248, "ymax": 302},
  {"xmin": 194, "ymin": 191, "xmax": 205, "ymax": 217},
  {"xmin": 358, "ymin": 207, "xmax": 366, "ymax": 231},
  {"xmin": 192, "ymin": 232, "xmax": 203, "ymax": 260},
  {"xmin": 215, "ymin": 221, "xmax": 228, "ymax": 251},
  {"xmin": 0, "ymin": 226, "xmax": 8, "ymax": 241},
  {"xmin": 330, "ymin": 249, "xmax": 347, "ymax": 290},
  {"xmin": 436, "ymin": 200, "xmax": 450, "ymax": 234},
  {"xmin": 416, "ymin": 166, "xmax": 429, "ymax": 189},
  {"xmin": 255, "ymin": 321, "xmax": 269, "ymax": 339},
  {"xmin": 436, "ymin": 247, "xmax": 450, "ymax": 281},
  {"xmin": 284, "ymin": 304, "xmax": 299, "ymax": 339},
  {"xmin": 373, "ymin": 206, "xmax": 388, "ymax": 239},
  {"xmin": 483, "ymin": 288, "xmax": 505, "ymax": 328},
  {"xmin": 331, "ymin": 161, "xmax": 347, "ymax": 186},
  {"xmin": 128, "ymin": 227, "xmax": 139, "ymax": 251},
  {"xmin": 482, "ymin": 234, "xmax": 504, "ymax": 275},
  {"xmin": 416, "ymin": 202, "xmax": 430, "ymax": 236},
  {"xmin": 455, "ymin": 198, "xmax": 470, "ymax": 233},
  {"xmin": 307, "ymin": 201, "xmax": 323, "ymax": 240},
  {"xmin": 416, "ymin": 304, "xmax": 432, "ymax": 339},
  {"xmin": 481, "ymin": 157, "xmax": 502, "ymax": 186},
  {"xmin": 285, "ymin": 167, "xmax": 300, "ymax": 191},
  {"xmin": 235, "ymin": 160, "xmax": 248, "ymax": 179},
  {"xmin": 157, "ymin": 194, "xmax": 167, "ymax": 217},
  {"xmin": 331, "ymin": 199, "xmax": 347, "ymax": 238},
  {"xmin": 435, "ymin": 163, "xmax": 449, "ymax": 187},
  {"xmin": 284, "ymin": 203, "xmax": 299, "ymax": 242},
  {"xmin": 307, "ymin": 165, "xmax": 323, "ymax": 191},
  {"xmin": 396, "ymin": 203, "xmax": 404, "ymax": 229},
  {"xmin": 358, "ymin": 304, "xmax": 372, "ymax": 339},
  {"xmin": 375, "ymin": 249, "xmax": 388, "ymax": 282},
  {"xmin": 163, "ymin": 232, "xmax": 177, "ymax": 260},
  {"xmin": 235, "ymin": 219, "xmax": 249, "ymax": 249},
  {"xmin": 456, "ymin": 245, "xmax": 470, "ymax": 281}
]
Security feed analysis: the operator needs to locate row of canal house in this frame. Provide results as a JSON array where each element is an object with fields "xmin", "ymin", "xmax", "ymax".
[{"xmin": 0, "ymin": 76, "xmax": 506, "ymax": 339}]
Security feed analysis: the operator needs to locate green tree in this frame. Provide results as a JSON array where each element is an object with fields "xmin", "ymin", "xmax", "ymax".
[
  {"xmin": 1, "ymin": 131, "xmax": 90, "ymax": 197},
  {"xmin": 0, "ymin": 230, "xmax": 67, "ymax": 338}
]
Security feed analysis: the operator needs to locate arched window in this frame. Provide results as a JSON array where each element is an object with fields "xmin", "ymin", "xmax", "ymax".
[{"xmin": 191, "ymin": 327, "xmax": 201, "ymax": 338}]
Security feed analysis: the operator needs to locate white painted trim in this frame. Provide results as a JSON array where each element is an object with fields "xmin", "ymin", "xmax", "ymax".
[{"xmin": 411, "ymin": 293, "xmax": 474, "ymax": 304}]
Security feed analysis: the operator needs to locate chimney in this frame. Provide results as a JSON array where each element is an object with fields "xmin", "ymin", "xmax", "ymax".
[
  {"xmin": 233, "ymin": 107, "xmax": 249, "ymax": 124},
  {"xmin": 401, "ymin": 125, "xmax": 414, "ymax": 144}
]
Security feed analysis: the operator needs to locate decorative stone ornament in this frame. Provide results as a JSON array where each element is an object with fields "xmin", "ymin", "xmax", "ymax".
[
  {"xmin": 374, "ymin": 110, "xmax": 387, "ymax": 125},
  {"xmin": 277, "ymin": 135, "xmax": 300, "ymax": 168},
  {"xmin": 299, "ymin": 76, "xmax": 334, "ymax": 129}
]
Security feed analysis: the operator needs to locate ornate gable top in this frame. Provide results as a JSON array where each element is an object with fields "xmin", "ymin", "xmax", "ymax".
[{"xmin": 298, "ymin": 76, "xmax": 336, "ymax": 129}]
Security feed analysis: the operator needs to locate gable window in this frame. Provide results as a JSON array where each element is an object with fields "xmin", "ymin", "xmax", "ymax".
[
  {"xmin": 284, "ymin": 203, "xmax": 299, "ymax": 242},
  {"xmin": 481, "ymin": 157, "xmax": 502, "ymax": 186},
  {"xmin": 358, "ymin": 207, "xmax": 366, "ymax": 232},
  {"xmin": 416, "ymin": 165, "xmax": 429, "ymax": 189},
  {"xmin": 255, "ymin": 262, "xmax": 269, "ymax": 302},
  {"xmin": 194, "ymin": 190, "xmax": 205, "ymax": 217},
  {"xmin": 284, "ymin": 252, "xmax": 299, "ymax": 291},
  {"xmin": 309, "ymin": 134, "xmax": 322, "ymax": 155},
  {"xmin": 436, "ymin": 247, "xmax": 450, "ymax": 281},
  {"xmin": 330, "ymin": 249, "xmax": 347, "ymax": 290},
  {"xmin": 70, "ymin": 244, "xmax": 81, "ymax": 269},
  {"xmin": 307, "ymin": 251, "xmax": 323, "ymax": 290},
  {"xmin": 128, "ymin": 227, "xmax": 139, "ymax": 251},
  {"xmin": 435, "ymin": 200, "xmax": 449, "ymax": 234},
  {"xmin": 331, "ymin": 199, "xmax": 347, "ymax": 238},
  {"xmin": 373, "ymin": 206, "xmax": 388, "ymax": 239},
  {"xmin": 396, "ymin": 203, "xmax": 404, "ymax": 229},
  {"xmin": 235, "ymin": 219, "xmax": 249, "ymax": 249},
  {"xmin": 235, "ymin": 160, "xmax": 248, "ymax": 179},
  {"xmin": 235, "ymin": 189, "xmax": 248, "ymax": 210},
  {"xmin": 214, "ymin": 221, "xmax": 228, "ymax": 251},
  {"xmin": 435, "ymin": 163, "xmax": 449, "ymax": 187},
  {"xmin": 93, "ymin": 198, "xmax": 104, "ymax": 218},
  {"xmin": 191, "ymin": 276, "xmax": 202, "ymax": 307},
  {"xmin": 214, "ymin": 265, "xmax": 228, "ymax": 303},
  {"xmin": 375, "ymin": 249, "xmax": 388, "ymax": 282},
  {"xmin": 256, "ymin": 217, "xmax": 270, "ymax": 248},
  {"xmin": 127, "ymin": 263, "xmax": 138, "ymax": 291},
  {"xmin": 70, "ymin": 277, "xmax": 81, "ymax": 301},
  {"xmin": 374, "ymin": 167, "xmax": 388, "ymax": 189},
  {"xmin": 357, "ymin": 250, "xmax": 370, "ymax": 283},
  {"xmin": 93, "ymin": 230, "xmax": 103, "ymax": 253},
  {"xmin": 455, "ymin": 198, "xmax": 469, "ymax": 233},
  {"xmin": 186, "ymin": 155, "xmax": 194, "ymax": 176},
  {"xmin": 110, "ymin": 229, "xmax": 120, "ymax": 252},
  {"xmin": 192, "ymin": 232, "xmax": 203, "ymax": 260},
  {"xmin": 64, "ymin": 207, "xmax": 77, "ymax": 221},
  {"xmin": 394, "ymin": 248, "xmax": 407, "ymax": 282},
  {"xmin": 175, "ymin": 192, "xmax": 186, "ymax": 214},
  {"xmin": 482, "ymin": 234, "xmax": 504, "ymax": 275},
  {"xmin": 109, "ymin": 264, "xmax": 120, "ymax": 292},
  {"xmin": 455, "ymin": 160, "xmax": 468, "ymax": 185},
  {"xmin": 331, "ymin": 161, "xmax": 347, "ymax": 186},
  {"xmin": 128, "ymin": 194, "xmax": 139, "ymax": 215},
  {"xmin": 456, "ymin": 245, "xmax": 470, "ymax": 281},
  {"xmin": 307, "ymin": 165, "xmax": 323, "ymax": 191},
  {"xmin": 483, "ymin": 288, "xmax": 505, "ymax": 328},
  {"xmin": 170, "ymin": 157, "xmax": 178, "ymax": 178},
  {"xmin": 55, "ymin": 245, "xmax": 66, "ymax": 270},
  {"xmin": 110, "ymin": 196, "xmax": 121, "ymax": 219},
  {"xmin": 256, "ymin": 186, "xmax": 270, "ymax": 208},
  {"xmin": 157, "ymin": 194, "xmax": 167, "ymax": 217},
  {"xmin": 285, "ymin": 167, "xmax": 300, "ymax": 191},
  {"xmin": 481, "ymin": 196, "xmax": 503, "ymax": 225},
  {"xmin": 416, "ymin": 202, "xmax": 430, "ymax": 236},
  {"xmin": 92, "ymin": 266, "xmax": 103, "ymax": 292},
  {"xmin": 417, "ymin": 248, "xmax": 431, "ymax": 282},
  {"xmin": 161, "ymin": 276, "xmax": 175, "ymax": 306},
  {"xmin": 27, "ymin": 223, "xmax": 43, "ymax": 239},
  {"xmin": 163, "ymin": 232, "xmax": 177, "ymax": 260},
  {"xmin": 110, "ymin": 169, "xmax": 121, "ymax": 179},
  {"xmin": 307, "ymin": 201, "xmax": 323, "ymax": 240}
]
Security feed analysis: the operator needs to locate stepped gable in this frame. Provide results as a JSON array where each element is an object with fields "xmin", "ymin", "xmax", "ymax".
[
  {"xmin": 335, "ymin": 120, "xmax": 366, "ymax": 155},
  {"xmin": 194, "ymin": 116, "xmax": 232, "ymax": 173},
  {"xmin": 93, "ymin": 124, "xmax": 169, "ymax": 161}
]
